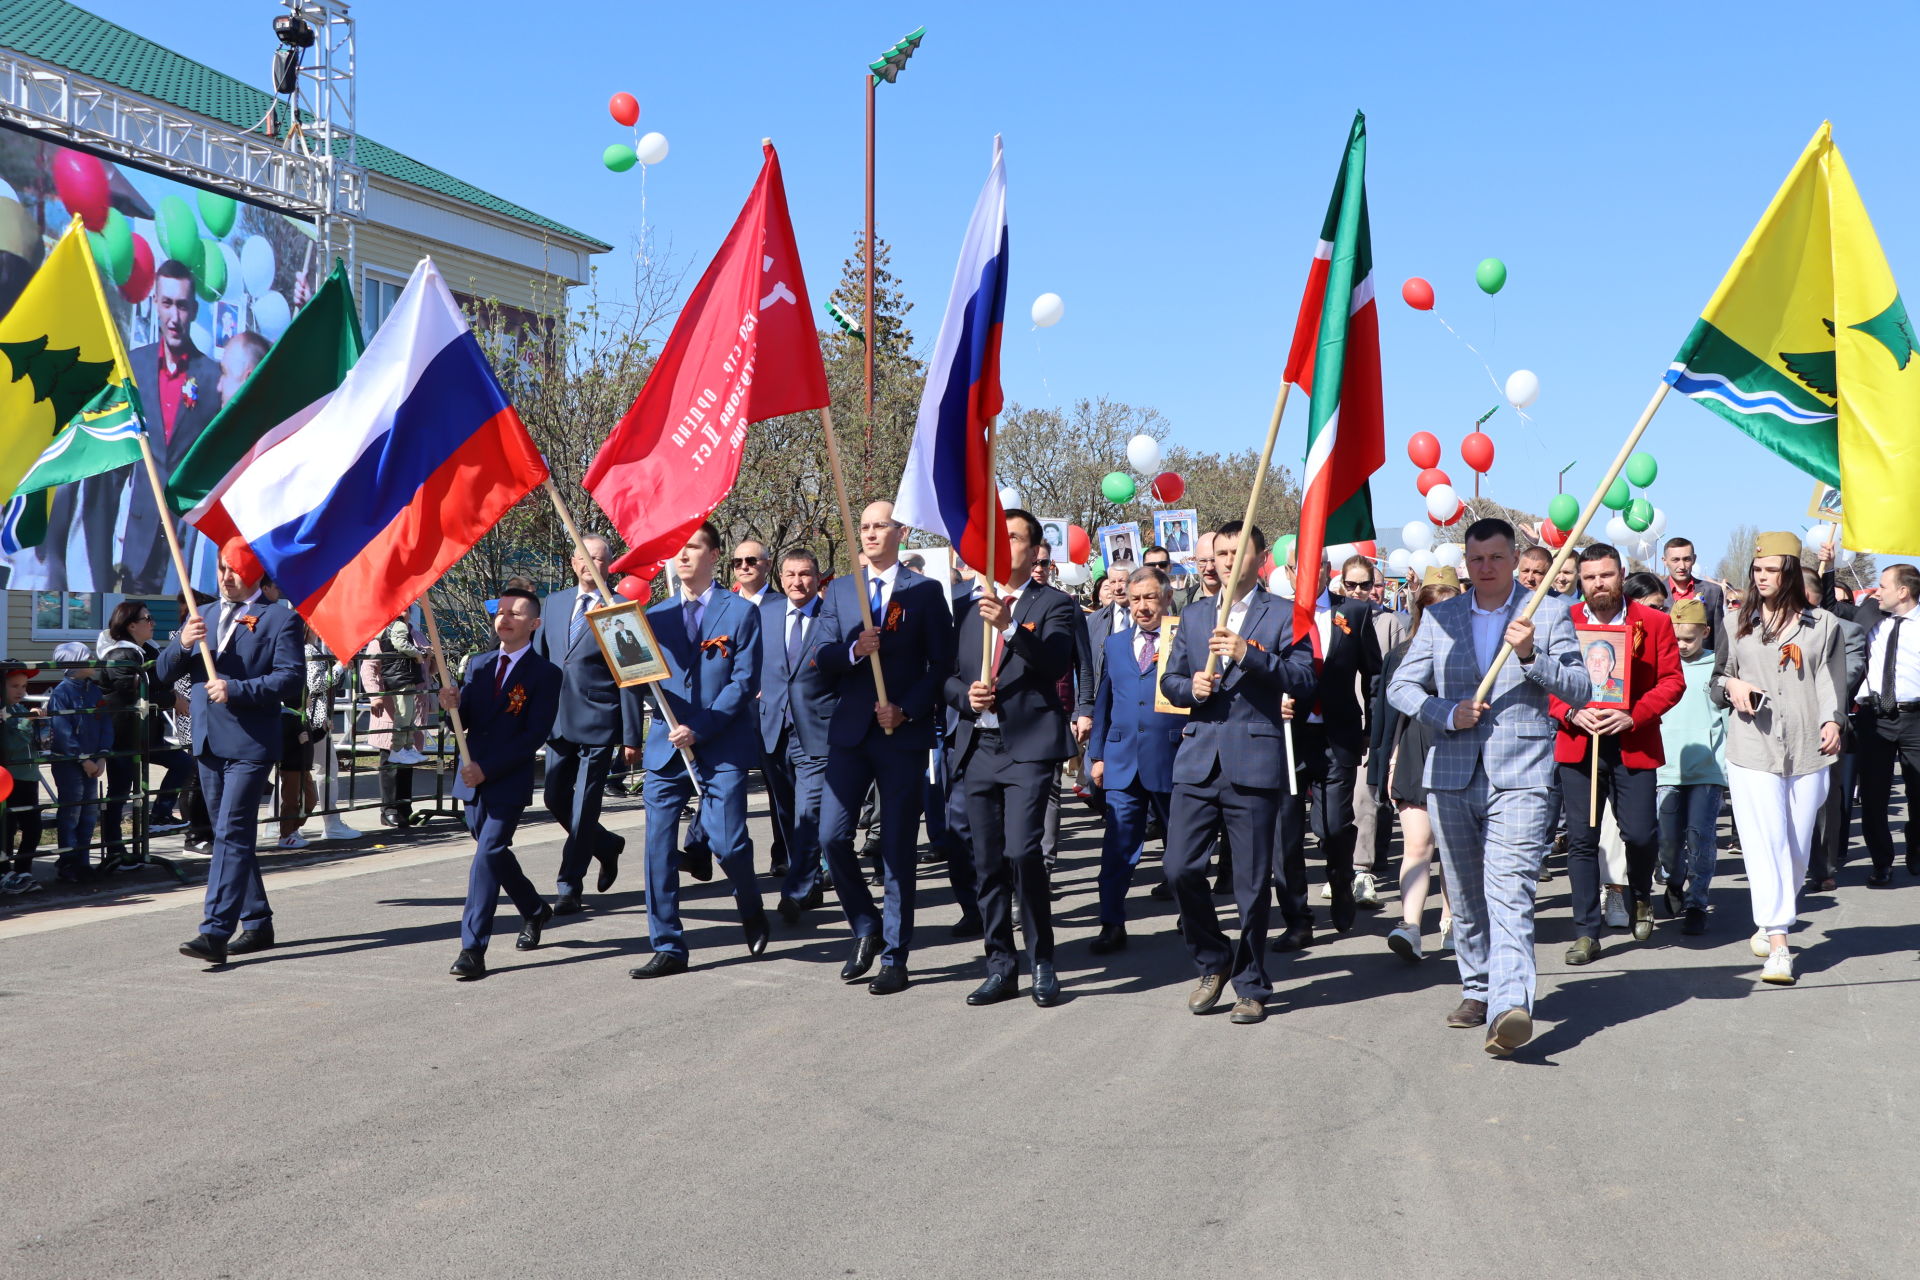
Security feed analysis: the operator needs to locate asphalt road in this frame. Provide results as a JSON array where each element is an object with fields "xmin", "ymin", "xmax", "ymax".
[{"xmin": 4, "ymin": 789, "xmax": 1917, "ymax": 1279}]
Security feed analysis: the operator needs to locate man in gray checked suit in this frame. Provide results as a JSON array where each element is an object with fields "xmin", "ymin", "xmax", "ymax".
[{"xmin": 1388, "ymin": 517, "xmax": 1590, "ymax": 1056}]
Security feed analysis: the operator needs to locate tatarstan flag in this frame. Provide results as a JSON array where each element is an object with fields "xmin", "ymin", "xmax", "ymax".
[{"xmin": 1281, "ymin": 111, "xmax": 1384, "ymax": 644}]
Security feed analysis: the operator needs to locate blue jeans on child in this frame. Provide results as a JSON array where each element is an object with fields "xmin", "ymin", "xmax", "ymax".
[
  {"xmin": 50, "ymin": 760, "xmax": 99, "ymax": 875},
  {"xmin": 1657, "ymin": 783, "xmax": 1723, "ymax": 911}
]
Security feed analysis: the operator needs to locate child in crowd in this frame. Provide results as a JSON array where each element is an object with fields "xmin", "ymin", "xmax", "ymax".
[
  {"xmin": 46, "ymin": 642, "xmax": 111, "ymax": 883},
  {"xmin": 1657, "ymin": 599, "xmax": 1729, "ymax": 934},
  {"xmin": 1, "ymin": 662, "xmax": 44, "ymax": 895}
]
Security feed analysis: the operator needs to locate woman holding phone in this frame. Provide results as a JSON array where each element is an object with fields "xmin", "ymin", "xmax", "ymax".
[{"xmin": 1711, "ymin": 532, "xmax": 1848, "ymax": 986}]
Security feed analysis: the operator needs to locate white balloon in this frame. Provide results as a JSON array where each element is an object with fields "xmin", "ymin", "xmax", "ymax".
[
  {"xmin": 190, "ymin": 320, "xmax": 214, "ymax": 357},
  {"xmin": 635, "ymin": 132, "xmax": 670, "ymax": 165},
  {"xmin": 1425, "ymin": 483, "xmax": 1459, "ymax": 522},
  {"xmin": 1327, "ymin": 542, "xmax": 1355, "ymax": 564},
  {"xmin": 1030, "ymin": 292, "xmax": 1065, "ymax": 328},
  {"xmin": 1055, "ymin": 561, "xmax": 1089, "ymax": 587},
  {"xmin": 1505, "ymin": 368, "xmax": 1541, "ymax": 409},
  {"xmin": 1267, "ymin": 567, "xmax": 1292, "ymax": 597},
  {"xmin": 1125, "ymin": 433, "xmax": 1161, "ymax": 475},
  {"xmin": 1646, "ymin": 507, "xmax": 1668, "ymax": 541},
  {"xmin": 251, "ymin": 289, "xmax": 291, "ymax": 341},
  {"xmin": 1401, "ymin": 520, "xmax": 1434, "ymax": 552},
  {"xmin": 239, "ymin": 234, "xmax": 275, "ymax": 296},
  {"xmin": 219, "ymin": 243, "xmax": 244, "ymax": 301},
  {"xmin": 1635, "ymin": 537, "xmax": 1657, "ymax": 563},
  {"xmin": 1605, "ymin": 515, "xmax": 1632, "ymax": 545},
  {"xmin": 997, "ymin": 486, "xmax": 1023, "ymax": 511},
  {"xmin": 1409, "ymin": 549, "xmax": 1437, "ymax": 574},
  {"xmin": 1387, "ymin": 548, "xmax": 1413, "ymax": 573},
  {"xmin": 1436, "ymin": 543, "xmax": 1465, "ymax": 568}
]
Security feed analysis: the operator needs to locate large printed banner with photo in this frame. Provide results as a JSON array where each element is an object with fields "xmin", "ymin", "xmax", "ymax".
[{"xmin": 0, "ymin": 125, "xmax": 320, "ymax": 597}]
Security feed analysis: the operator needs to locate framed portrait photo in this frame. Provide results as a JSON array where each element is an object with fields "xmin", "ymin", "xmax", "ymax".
[
  {"xmin": 1807, "ymin": 483, "xmax": 1843, "ymax": 522},
  {"xmin": 1152, "ymin": 616, "xmax": 1189, "ymax": 717},
  {"xmin": 1038, "ymin": 516, "xmax": 1071, "ymax": 560},
  {"xmin": 1575, "ymin": 623, "xmax": 1632, "ymax": 709},
  {"xmin": 587, "ymin": 601, "xmax": 672, "ymax": 687},
  {"xmin": 1096, "ymin": 521, "xmax": 1142, "ymax": 575},
  {"xmin": 1153, "ymin": 508, "xmax": 1199, "ymax": 564}
]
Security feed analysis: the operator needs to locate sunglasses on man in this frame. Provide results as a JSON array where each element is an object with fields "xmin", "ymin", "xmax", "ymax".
[{"xmin": 731, "ymin": 556, "xmax": 761, "ymax": 568}]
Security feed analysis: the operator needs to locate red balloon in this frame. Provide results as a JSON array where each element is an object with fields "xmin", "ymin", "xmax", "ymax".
[
  {"xmin": 1407, "ymin": 431, "xmax": 1441, "ymax": 470},
  {"xmin": 1538, "ymin": 520, "xmax": 1568, "ymax": 549},
  {"xmin": 120, "ymin": 233, "xmax": 155, "ymax": 303},
  {"xmin": 0, "ymin": 769, "xmax": 11, "ymax": 803},
  {"xmin": 1066, "ymin": 524, "xmax": 1092, "ymax": 565},
  {"xmin": 1460, "ymin": 430, "xmax": 1496, "ymax": 474},
  {"xmin": 1415, "ymin": 467, "xmax": 1451, "ymax": 496},
  {"xmin": 53, "ymin": 150, "xmax": 112, "ymax": 232},
  {"xmin": 609, "ymin": 92, "xmax": 640, "ymax": 127},
  {"xmin": 1435, "ymin": 500, "xmax": 1465, "ymax": 527},
  {"xmin": 1401, "ymin": 276, "xmax": 1435, "ymax": 311},
  {"xmin": 1148, "ymin": 471, "xmax": 1185, "ymax": 503},
  {"xmin": 1353, "ymin": 540, "xmax": 1377, "ymax": 559}
]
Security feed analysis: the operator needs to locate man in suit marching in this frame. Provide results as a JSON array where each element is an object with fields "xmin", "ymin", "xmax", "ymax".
[
  {"xmin": 443, "ymin": 590, "xmax": 563, "ymax": 980},
  {"xmin": 630, "ymin": 522, "xmax": 769, "ymax": 978},
  {"xmin": 1087, "ymin": 565, "xmax": 1187, "ymax": 954},
  {"xmin": 162, "ymin": 539, "xmax": 305, "ymax": 966},
  {"xmin": 1160, "ymin": 521, "xmax": 1317, "ymax": 1025},
  {"xmin": 1274, "ymin": 544, "xmax": 1383, "ymax": 948},
  {"xmin": 1388, "ymin": 518, "xmax": 1591, "ymax": 1055},
  {"xmin": 947, "ymin": 508, "xmax": 1079, "ymax": 1008},
  {"xmin": 810, "ymin": 500, "xmax": 957, "ymax": 996},
  {"xmin": 533, "ymin": 534, "xmax": 645, "ymax": 915},
  {"xmin": 758, "ymin": 547, "xmax": 831, "ymax": 922}
]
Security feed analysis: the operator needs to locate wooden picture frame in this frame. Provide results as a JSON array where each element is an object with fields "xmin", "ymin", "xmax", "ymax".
[
  {"xmin": 587, "ymin": 601, "xmax": 673, "ymax": 687},
  {"xmin": 1808, "ymin": 482, "xmax": 1843, "ymax": 522},
  {"xmin": 1152, "ymin": 616, "xmax": 1190, "ymax": 717},
  {"xmin": 1574, "ymin": 622, "xmax": 1632, "ymax": 708}
]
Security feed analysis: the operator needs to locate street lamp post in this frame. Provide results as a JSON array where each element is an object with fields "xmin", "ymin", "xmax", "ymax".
[{"xmin": 863, "ymin": 25, "xmax": 926, "ymax": 435}]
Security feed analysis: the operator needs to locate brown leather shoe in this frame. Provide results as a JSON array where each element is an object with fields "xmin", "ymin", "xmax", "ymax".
[
  {"xmin": 1228, "ymin": 997, "xmax": 1266, "ymax": 1024},
  {"xmin": 1485, "ymin": 1007, "xmax": 1533, "ymax": 1056},
  {"xmin": 1187, "ymin": 973, "xmax": 1228, "ymax": 1015},
  {"xmin": 1445, "ymin": 998, "xmax": 1488, "ymax": 1029}
]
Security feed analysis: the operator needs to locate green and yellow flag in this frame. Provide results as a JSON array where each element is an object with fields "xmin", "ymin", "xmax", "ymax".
[
  {"xmin": 0, "ymin": 219, "xmax": 122, "ymax": 506},
  {"xmin": 1667, "ymin": 122, "xmax": 1920, "ymax": 553}
]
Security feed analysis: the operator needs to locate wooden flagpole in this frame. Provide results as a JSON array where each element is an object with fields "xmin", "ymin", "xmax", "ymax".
[
  {"xmin": 541, "ymin": 475, "xmax": 701, "ymax": 791},
  {"xmin": 818, "ymin": 405, "xmax": 892, "ymax": 732},
  {"xmin": 1474, "ymin": 381, "xmax": 1673, "ymax": 703},
  {"xmin": 980, "ymin": 417, "xmax": 1000, "ymax": 684},
  {"xmin": 1204, "ymin": 380, "xmax": 1293, "ymax": 678},
  {"xmin": 415, "ymin": 595, "xmax": 472, "ymax": 771},
  {"xmin": 1589, "ymin": 729, "xmax": 1601, "ymax": 827}
]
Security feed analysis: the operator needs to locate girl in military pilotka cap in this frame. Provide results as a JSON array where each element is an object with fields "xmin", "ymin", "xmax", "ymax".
[{"xmin": 1710, "ymin": 532, "xmax": 1849, "ymax": 986}]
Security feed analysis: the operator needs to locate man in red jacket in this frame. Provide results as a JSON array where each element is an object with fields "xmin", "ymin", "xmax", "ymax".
[{"xmin": 1550, "ymin": 543, "xmax": 1685, "ymax": 962}]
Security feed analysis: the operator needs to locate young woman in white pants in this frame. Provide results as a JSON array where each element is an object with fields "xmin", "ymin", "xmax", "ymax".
[{"xmin": 1711, "ymin": 533, "xmax": 1848, "ymax": 985}]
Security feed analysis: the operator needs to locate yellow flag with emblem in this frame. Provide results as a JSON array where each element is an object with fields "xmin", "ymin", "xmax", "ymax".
[{"xmin": 0, "ymin": 218, "xmax": 122, "ymax": 505}]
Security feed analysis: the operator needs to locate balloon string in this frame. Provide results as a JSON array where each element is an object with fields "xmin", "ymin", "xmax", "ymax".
[
  {"xmin": 1431, "ymin": 311, "xmax": 1511, "ymax": 408},
  {"xmin": 1031, "ymin": 329, "xmax": 1056, "ymax": 407}
]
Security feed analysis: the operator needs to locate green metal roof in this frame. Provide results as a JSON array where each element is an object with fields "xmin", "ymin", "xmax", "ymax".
[{"xmin": 1, "ymin": 0, "xmax": 612, "ymax": 250}]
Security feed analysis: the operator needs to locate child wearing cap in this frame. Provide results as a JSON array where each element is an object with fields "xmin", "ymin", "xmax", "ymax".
[
  {"xmin": 46, "ymin": 642, "xmax": 111, "ymax": 883},
  {"xmin": 0, "ymin": 663, "xmax": 45, "ymax": 895},
  {"xmin": 1657, "ymin": 598, "xmax": 1728, "ymax": 934}
]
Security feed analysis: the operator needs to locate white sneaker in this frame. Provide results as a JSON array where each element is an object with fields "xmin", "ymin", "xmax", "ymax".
[
  {"xmin": 1438, "ymin": 917, "xmax": 1454, "ymax": 952},
  {"xmin": 1603, "ymin": 888, "xmax": 1629, "ymax": 929},
  {"xmin": 1353, "ymin": 872, "xmax": 1381, "ymax": 909},
  {"xmin": 277, "ymin": 833, "xmax": 308, "ymax": 850},
  {"xmin": 386, "ymin": 747, "xmax": 428, "ymax": 766},
  {"xmin": 1750, "ymin": 927, "xmax": 1773, "ymax": 959},
  {"xmin": 320, "ymin": 820, "xmax": 363, "ymax": 841},
  {"xmin": 1387, "ymin": 923, "xmax": 1424, "ymax": 962},
  {"xmin": 1761, "ymin": 947, "xmax": 1796, "ymax": 985},
  {"xmin": 1318, "ymin": 880, "xmax": 1333, "ymax": 902}
]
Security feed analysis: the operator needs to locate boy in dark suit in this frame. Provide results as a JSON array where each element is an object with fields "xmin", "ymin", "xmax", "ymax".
[
  {"xmin": 444, "ymin": 589, "xmax": 564, "ymax": 979},
  {"xmin": 1087, "ymin": 565, "xmax": 1187, "ymax": 953}
]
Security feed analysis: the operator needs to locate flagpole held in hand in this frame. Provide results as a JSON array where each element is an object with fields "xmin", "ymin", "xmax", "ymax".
[
  {"xmin": 1204, "ymin": 381, "xmax": 1292, "ymax": 678},
  {"xmin": 1473, "ymin": 381, "xmax": 1672, "ymax": 703},
  {"xmin": 818, "ymin": 405, "xmax": 893, "ymax": 734},
  {"xmin": 416, "ymin": 595, "xmax": 471, "ymax": 772},
  {"xmin": 540, "ymin": 475, "xmax": 701, "ymax": 793},
  {"xmin": 980, "ymin": 417, "xmax": 1000, "ymax": 685}
]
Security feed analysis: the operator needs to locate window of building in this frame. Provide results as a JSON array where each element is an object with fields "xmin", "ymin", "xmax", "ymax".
[
  {"xmin": 364, "ymin": 272, "xmax": 406, "ymax": 336},
  {"xmin": 31, "ymin": 591, "xmax": 119, "ymax": 641}
]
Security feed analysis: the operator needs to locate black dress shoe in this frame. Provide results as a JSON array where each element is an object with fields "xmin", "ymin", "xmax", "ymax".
[
  {"xmin": 1030, "ymin": 963, "xmax": 1062, "ymax": 1007},
  {"xmin": 801, "ymin": 882, "xmax": 825, "ymax": 909},
  {"xmin": 450, "ymin": 948, "xmax": 486, "ymax": 980},
  {"xmin": 744, "ymin": 912, "xmax": 770, "ymax": 957},
  {"xmin": 629, "ymin": 952, "xmax": 689, "ymax": 979},
  {"xmin": 1089, "ymin": 924, "xmax": 1128, "ymax": 954},
  {"xmin": 1682, "ymin": 907, "xmax": 1707, "ymax": 935},
  {"xmin": 777, "ymin": 895, "xmax": 800, "ymax": 924},
  {"xmin": 1271, "ymin": 924, "xmax": 1312, "ymax": 953},
  {"xmin": 966, "ymin": 972, "xmax": 1019, "ymax": 1005},
  {"xmin": 680, "ymin": 842, "xmax": 714, "ymax": 882},
  {"xmin": 950, "ymin": 913, "xmax": 984, "ymax": 939},
  {"xmin": 840, "ymin": 935, "xmax": 883, "ymax": 982},
  {"xmin": 228, "ymin": 924, "xmax": 276, "ymax": 954},
  {"xmin": 1330, "ymin": 885, "xmax": 1357, "ymax": 933},
  {"xmin": 516, "ymin": 902, "xmax": 554, "ymax": 951},
  {"xmin": 179, "ymin": 933, "xmax": 227, "ymax": 965},
  {"xmin": 1211, "ymin": 877, "xmax": 1232, "ymax": 896},
  {"xmin": 552, "ymin": 893, "xmax": 584, "ymax": 916},
  {"xmin": 595, "ymin": 832, "xmax": 624, "ymax": 893},
  {"xmin": 1868, "ymin": 866, "xmax": 1894, "ymax": 888},
  {"xmin": 868, "ymin": 965, "xmax": 908, "ymax": 995},
  {"xmin": 1150, "ymin": 882, "xmax": 1173, "ymax": 901},
  {"xmin": 769, "ymin": 858, "xmax": 789, "ymax": 876}
]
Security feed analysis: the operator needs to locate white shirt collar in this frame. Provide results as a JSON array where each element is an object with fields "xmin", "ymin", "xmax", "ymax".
[
  {"xmin": 680, "ymin": 581, "xmax": 718, "ymax": 608},
  {"xmin": 495, "ymin": 642, "xmax": 530, "ymax": 674},
  {"xmin": 787, "ymin": 595, "xmax": 818, "ymax": 618},
  {"xmin": 1585, "ymin": 600, "xmax": 1627, "ymax": 626},
  {"xmin": 1315, "ymin": 591, "xmax": 1334, "ymax": 613},
  {"xmin": 1469, "ymin": 584, "xmax": 1521, "ymax": 616}
]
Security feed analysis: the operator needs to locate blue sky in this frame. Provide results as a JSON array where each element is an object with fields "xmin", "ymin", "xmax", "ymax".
[{"xmin": 79, "ymin": 0, "xmax": 1920, "ymax": 569}]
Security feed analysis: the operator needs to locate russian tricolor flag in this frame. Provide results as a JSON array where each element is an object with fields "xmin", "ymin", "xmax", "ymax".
[
  {"xmin": 213, "ymin": 258, "xmax": 547, "ymax": 661},
  {"xmin": 896, "ymin": 136, "xmax": 1011, "ymax": 579}
]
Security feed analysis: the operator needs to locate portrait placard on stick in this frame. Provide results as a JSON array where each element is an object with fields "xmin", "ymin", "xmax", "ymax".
[{"xmin": 588, "ymin": 601, "xmax": 673, "ymax": 687}]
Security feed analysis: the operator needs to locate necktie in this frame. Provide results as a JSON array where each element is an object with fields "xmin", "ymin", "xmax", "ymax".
[
  {"xmin": 219, "ymin": 601, "xmax": 241, "ymax": 649},
  {"xmin": 1138, "ymin": 629, "xmax": 1159, "ymax": 674},
  {"xmin": 991, "ymin": 595, "xmax": 1018, "ymax": 675},
  {"xmin": 1883, "ymin": 616, "xmax": 1904, "ymax": 704},
  {"xmin": 684, "ymin": 596, "xmax": 703, "ymax": 645},
  {"xmin": 786, "ymin": 607, "xmax": 807, "ymax": 672},
  {"xmin": 868, "ymin": 575, "xmax": 884, "ymax": 623},
  {"xmin": 494, "ymin": 652, "xmax": 511, "ymax": 697},
  {"xmin": 570, "ymin": 592, "xmax": 595, "ymax": 646}
]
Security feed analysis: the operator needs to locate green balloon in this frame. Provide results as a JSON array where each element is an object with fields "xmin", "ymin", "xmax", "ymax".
[
  {"xmin": 1625, "ymin": 452, "xmax": 1658, "ymax": 487},
  {"xmin": 158, "ymin": 195, "xmax": 200, "ymax": 266},
  {"xmin": 101, "ymin": 207, "xmax": 134, "ymax": 285},
  {"xmin": 603, "ymin": 143, "xmax": 638, "ymax": 173},
  {"xmin": 1277, "ymin": 533, "xmax": 1297, "ymax": 564},
  {"xmin": 1101, "ymin": 471, "xmax": 1136, "ymax": 504},
  {"xmin": 1089, "ymin": 556, "xmax": 1106, "ymax": 579},
  {"xmin": 1601, "ymin": 478, "xmax": 1631, "ymax": 511},
  {"xmin": 1624, "ymin": 497, "xmax": 1654, "ymax": 533},
  {"xmin": 195, "ymin": 237, "xmax": 226, "ymax": 302},
  {"xmin": 86, "ymin": 230, "xmax": 111, "ymax": 279},
  {"xmin": 1548, "ymin": 494, "xmax": 1579, "ymax": 531},
  {"xmin": 196, "ymin": 189, "xmax": 237, "ymax": 238},
  {"xmin": 1475, "ymin": 257, "xmax": 1507, "ymax": 295}
]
